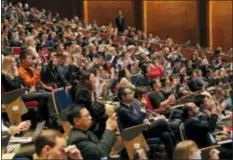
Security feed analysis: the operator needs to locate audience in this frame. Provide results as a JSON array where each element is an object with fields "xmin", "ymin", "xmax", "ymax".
[{"xmin": 1, "ymin": 2, "xmax": 232, "ymax": 160}]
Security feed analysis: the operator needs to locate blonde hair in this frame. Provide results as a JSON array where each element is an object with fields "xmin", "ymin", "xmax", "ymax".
[
  {"xmin": 173, "ymin": 140, "xmax": 199, "ymax": 160},
  {"xmin": 26, "ymin": 36, "xmax": 35, "ymax": 46},
  {"xmin": 107, "ymin": 47, "xmax": 116, "ymax": 55},
  {"xmin": 70, "ymin": 45, "xmax": 82, "ymax": 55},
  {"xmin": 2, "ymin": 55, "xmax": 15, "ymax": 80}
]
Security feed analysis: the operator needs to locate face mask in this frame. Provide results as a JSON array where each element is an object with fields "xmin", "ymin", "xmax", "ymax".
[{"xmin": 189, "ymin": 149, "xmax": 202, "ymax": 160}]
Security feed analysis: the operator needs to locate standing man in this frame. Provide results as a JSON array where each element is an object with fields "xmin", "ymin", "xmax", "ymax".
[{"xmin": 115, "ymin": 10, "xmax": 125, "ymax": 35}]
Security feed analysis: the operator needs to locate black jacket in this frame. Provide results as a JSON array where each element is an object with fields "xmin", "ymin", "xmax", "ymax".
[
  {"xmin": 189, "ymin": 78, "xmax": 205, "ymax": 91},
  {"xmin": 68, "ymin": 127, "xmax": 116, "ymax": 160},
  {"xmin": 2, "ymin": 74, "xmax": 22, "ymax": 92},
  {"xmin": 115, "ymin": 16, "xmax": 124, "ymax": 32},
  {"xmin": 184, "ymin": 114, "xmax": 218, "ymax": 148},
  {"xmin": 135, "ymin": 73, "xmax": 150, "ymax": 87},
  {"xmin": 116, "ymin": 102, "xmax": 147, "ymax": 130},
  {"xmin": 148, "ymin": 90, "xmax": 166, "ymax": 109},
  {"xmin": 41, "ymin": 65, "xmax": 69, "ymax": 87}
]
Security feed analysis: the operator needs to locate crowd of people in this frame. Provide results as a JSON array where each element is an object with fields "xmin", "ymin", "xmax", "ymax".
[{"xmin": 1, "ymin": 2, "xmax": 233, "ymax": 160}]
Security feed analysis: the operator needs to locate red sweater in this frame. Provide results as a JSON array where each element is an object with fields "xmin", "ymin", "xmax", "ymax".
[{"xmin": 147, "ymin": 65, "xmax": 164, "ymax": 79}]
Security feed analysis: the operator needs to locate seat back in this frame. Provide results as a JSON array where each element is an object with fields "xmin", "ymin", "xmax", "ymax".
[
  {"xmin": 120, "ymin": 124, "xmax": 150, "ymax": 159},
  {"xmin": 2, "ymin": 88, "xmax": 28, "ymax": 125},
  {"xmin": 131, "ymin": 75, "xmax": 139, "ymax": 86},
  {"xmin": 52, "ymin": 88, "xmax": 73, "ymax": 135},
  {"xmin": 52, "ymin": 88, "xmax": 72, "ymax": 114},
  {"xmin": 179, "ymin": 123, "xmax": 187, "ymax": 141},
  {"xmin": 4, "ymin": 97, "xmax": 23, "ymax": 125},
  {"xmin": 200, "ymin": 145, "xmax": 220, "ymax": 160},
  {"xmin": 65, "ymin": 86, "xmax": 72, "ymax": 101},
  {"xmin": 12, "ymin": 47, "xmax": 22, "ymax": 58}
]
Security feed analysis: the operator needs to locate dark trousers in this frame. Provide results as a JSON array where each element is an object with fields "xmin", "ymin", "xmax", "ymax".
[
  {"xmin": 21, "ymin": 92, "xmax": 57, "ymax": 123},
  {"xmin": 143, "ymin": 119, "xmax": 177, "ymax": 159}
]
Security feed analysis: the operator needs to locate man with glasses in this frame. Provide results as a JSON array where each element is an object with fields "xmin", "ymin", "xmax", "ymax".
[
  {"xmin": 67, "ymin": 103, "xmax": 117, "ymax": 159},
  {"xmin": 117, "ymin": 87, "xmax": 177, "ymax": 159}
]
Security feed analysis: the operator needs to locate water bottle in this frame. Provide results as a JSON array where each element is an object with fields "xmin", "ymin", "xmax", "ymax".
[
  {"xmin": 133, "ymin": 143, "xmax": 148, "ymax": 160},
  {"xmin": 12, "ymin": 105, "xmax": 19, "ymax": 124}
]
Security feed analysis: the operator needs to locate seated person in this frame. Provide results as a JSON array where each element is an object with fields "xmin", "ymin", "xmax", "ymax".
[
  {"xmin": 35, "ymin": 129, "xmax": 83, "ymax": 160},
  {"xmin": 67, "ymin": 104, "xmax": 117, "ymax": 159},
  {"xmin": 135, "ymin": 62, "xmax": 151, "ymax": 87},
  {"xmin": 57, "ymin": 52, "xmax": 76, "ymax": 84},
  {"xmin": 17, "ymin": 52, "xmax": 59, "ymax": 127},
  {"xmin": 117, "ymin": 87, "xmax": 177, "ymax": 159},
  {"xmin": 206, "ymin": 69, "xmax": 218, "ymax": 86},
  {"xmin": 148, "ymin": 78, "xmax": 176, "ymax": 111},
  {"xmin": 1, "ymin": 55, "xmax": 58, "ymax": 128},
  {"xmin": 41, "ymin": 56, "xmax": 69, "ymax": 88},
  {"xmin": 70, "ymin": 71, "xmax": 108, "ymax": 139},
  {"xmin": 173, "ymin": 140, "xmax": 219, "ymax": 160},
  {"xmin": 189, "ymin": 70, "xmax": 208, "ymax": 91},
  {"xmin": 18, "ymin": 52, "xmax": 52, "ymax": 90},
  {"xmin": 182, "ymin": 102, "xmax": 218, "ymax": 148}
]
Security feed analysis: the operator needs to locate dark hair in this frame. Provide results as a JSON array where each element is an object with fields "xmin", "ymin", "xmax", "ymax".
[
  {"xmin": 134, "ymin": 88, "xmax": 146, "ymax": 100},
  {"xmin": 19, "ymin": 51, "xmax": 31, "ymax": 61},
  {"xmin": 182, "ymin": 106, "xmax": 191, "ymax": 120},
  {"xmin": 117, "ymin": 87, "xmax": 127, "ymax": 101},
  {"xmin": 214, "ymin": 47, "xmax": 222, "ymax": 55},
  {"xmin": 139, "ymin": 62, "xmax": 148, "ymax": 74},
  {"xmin": 35, "ymin": 129, "xmax": 63, "ymax": 156},
  {"xmin": 150, "ymin": 78, "xmax": 159, "ymax": 88},
  {"xmin": 194, "ymin": 95, "xmax": 206, "ymax": 107},
  {"xmin": 79, "ymin": 70, "xmax": 91, "ymax": 85},
  {"xmin": 118, "ymin": 68, "xmax": 127, "ymax": 82},
  {"xmin": 67, "ymin": 103, "xmax": 85, "ymax": 125}
]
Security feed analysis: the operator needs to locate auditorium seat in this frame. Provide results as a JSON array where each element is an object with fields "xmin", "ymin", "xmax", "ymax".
[
  {"xmin": 52, "ymin": 88, "xmax": 73, "ymax": 135},
  {"xmin": 24, "ymin": 101, "xmax": 39, "ymax": 109}
]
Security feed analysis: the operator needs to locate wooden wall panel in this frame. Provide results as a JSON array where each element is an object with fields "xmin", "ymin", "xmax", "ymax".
[
  {"xmin": 209, "ymin": 1, "xmax": 232, "ymax": 51},
  {"xmin": 85, "ymin": 0, "xmax": 135, "ymax": 27},
  {"xmin": 143, "ymin": 1, "xmax": 199, "ymax": 44}
]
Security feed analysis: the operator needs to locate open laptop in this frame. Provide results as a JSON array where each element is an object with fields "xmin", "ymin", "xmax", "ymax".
[{"xmin": 9, "ymin": 121, "xmax": 45, "ymax": 144}]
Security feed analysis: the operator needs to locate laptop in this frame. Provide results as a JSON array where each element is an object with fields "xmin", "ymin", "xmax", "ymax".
[{"xmin": 9, "ymin": 121, "xmax": 45, "ymax": 144}]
